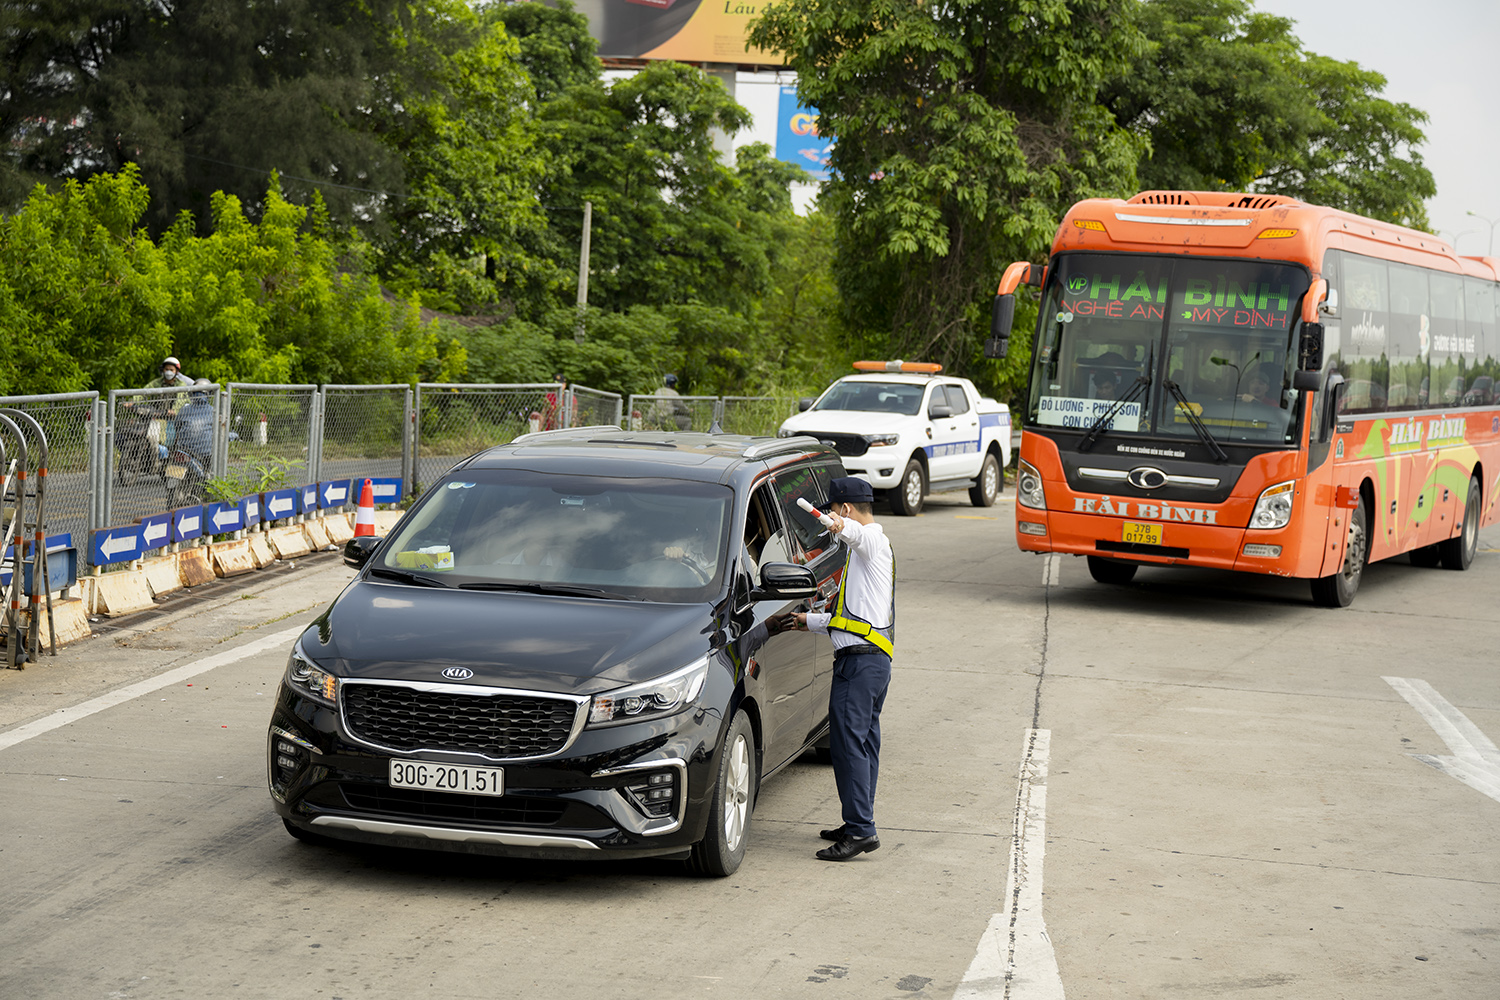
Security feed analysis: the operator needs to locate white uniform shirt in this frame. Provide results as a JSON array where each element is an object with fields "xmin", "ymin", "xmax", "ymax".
[{"xmin": 805, "ymin": 518, "xmax": 894, "ymax": 651}]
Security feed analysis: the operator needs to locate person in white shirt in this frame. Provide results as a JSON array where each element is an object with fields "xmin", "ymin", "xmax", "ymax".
[{"xmin": 791, "ymin": 476, "xmax": 894, "ymax": 861}]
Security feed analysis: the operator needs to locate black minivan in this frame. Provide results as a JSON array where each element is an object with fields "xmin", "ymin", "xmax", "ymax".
[{"xmin": 268, "ymin": 429, "xmax": 847, "ymax": 875}]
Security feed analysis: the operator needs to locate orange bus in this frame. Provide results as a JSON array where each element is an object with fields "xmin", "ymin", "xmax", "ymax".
[{"xmin": 985, "ymin": 191, "xmax": 1500, "ymax": 607}]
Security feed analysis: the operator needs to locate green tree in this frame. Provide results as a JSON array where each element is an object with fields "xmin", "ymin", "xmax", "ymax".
[
  {"xmin": 748, "ymin": 0, "xmax": 1144, "ymax": 396},
  {"xmin": 367, "ymin": 1, "xmax": 557, "ymax": 318},
  {"xmin": 1105, "ymin": 0, "xmax": 1433, "ymax": 228}
]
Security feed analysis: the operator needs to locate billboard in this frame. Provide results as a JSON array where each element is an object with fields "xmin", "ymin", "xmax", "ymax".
[
  {"xmin": 575, "ymin": 0, "xmax": 784, "ymax": 66},
  {"xmin": 774, "ymin": 87, "xmax": 831, "ymax": 180}
]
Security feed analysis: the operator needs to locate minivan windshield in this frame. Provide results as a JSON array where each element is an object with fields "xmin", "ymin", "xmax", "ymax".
[
  {"xmin": 377, "ymin": 470, "xmax": 732, "ymax": 602},
  {"xmin": 1028, "ymin": 254, "xmax": 1311, "ymax": 446}
]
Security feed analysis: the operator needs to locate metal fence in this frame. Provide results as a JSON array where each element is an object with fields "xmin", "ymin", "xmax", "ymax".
[{"xmin": 0, "ymin": 383, "xmax": 795, "ymax": 572}]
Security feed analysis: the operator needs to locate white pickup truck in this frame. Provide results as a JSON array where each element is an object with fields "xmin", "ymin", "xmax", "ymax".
[{"xmin": 777, "ymin": 361, "xmax": 1012, "ymax": 515}]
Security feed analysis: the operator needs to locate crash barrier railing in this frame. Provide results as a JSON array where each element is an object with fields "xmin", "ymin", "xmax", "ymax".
[
  {"xmin": 627, "ymin": 395, "xmax": 796, "ymax": 437},
  {"xmin": 1, "ymin": 407, "xmax": 57, "ymax": 664},
  {"xmin": 3, "ymin": 383, "xmax": 788, "ymax": 582}
]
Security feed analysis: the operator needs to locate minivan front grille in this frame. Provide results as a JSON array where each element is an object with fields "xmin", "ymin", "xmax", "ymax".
[{"xmin": 342, "ymin": 683, "xmax": 581, "ymax": 759}]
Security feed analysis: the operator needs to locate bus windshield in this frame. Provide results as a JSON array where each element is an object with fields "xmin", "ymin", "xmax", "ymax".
[{"xmin": 1028, "ymin": 254, "xmax": 1311, "ymax": 446}]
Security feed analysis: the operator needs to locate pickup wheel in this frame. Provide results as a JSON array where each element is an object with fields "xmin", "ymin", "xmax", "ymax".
[
  {"xmin": 969, "ymin": 453, "xmax": 1002, "ymax": 507},
  {"xmin": 889, "ymin": 459, "xmax": 925, "ymax": 516}
]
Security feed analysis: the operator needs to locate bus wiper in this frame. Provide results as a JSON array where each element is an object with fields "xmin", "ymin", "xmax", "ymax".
[
  {"xmin": 458, "ymin": 581, "xmax": 634, "ymax": 600},
  {"xmin": 1078, "ymin": 375, "xmax": 1150, "ymax": 452},
  {"xmin": 368, "ymin": 566, "xmax": 451, "ymax": 588},
  {"xmin": 1164, "ymin": 381, "xmax": 1229, "ymax": 461}
]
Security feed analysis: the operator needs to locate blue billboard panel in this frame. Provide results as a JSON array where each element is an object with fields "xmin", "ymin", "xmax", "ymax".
[{"xmin": 775, "ymin": 87, "xmax": 831, "ymax": 181}]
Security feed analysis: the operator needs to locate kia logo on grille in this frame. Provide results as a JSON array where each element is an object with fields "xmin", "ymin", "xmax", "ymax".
[
  {"xmin": 1126, "ymin": 467, "xmax": 1168, "ymax": 490},
  {"xmin": 441, "ymin": 667, "xmax": 474, "ymax": 680}
]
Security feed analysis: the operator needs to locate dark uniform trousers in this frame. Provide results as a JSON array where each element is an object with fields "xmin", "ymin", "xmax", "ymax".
[{"xmin": 829, "ymin": 645, "xmax": 892, "ymax": 839}]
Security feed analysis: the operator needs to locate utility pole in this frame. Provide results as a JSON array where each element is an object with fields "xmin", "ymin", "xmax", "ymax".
[
  {"xmin": 1466, "ymin": 210, "xmax": 1498, "ymax": 256},
  {"xmin": 575, "ymin": 200, "xmax": 592, "ymax": 343}
]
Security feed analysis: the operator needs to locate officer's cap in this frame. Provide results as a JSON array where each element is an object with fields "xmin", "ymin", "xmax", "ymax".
[{"xmin": 828, "ymin": 477, "xmax": 874, "ymax": 504}]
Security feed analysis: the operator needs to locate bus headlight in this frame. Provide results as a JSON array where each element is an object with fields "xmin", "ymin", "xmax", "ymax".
[
  {"xmin": 1017, "ymin": 459, "xmax": 1046, "ymax": 510},
  {"xmin": 1249, "ymin": 481, "xmax": 1295, "ymax": 529}
]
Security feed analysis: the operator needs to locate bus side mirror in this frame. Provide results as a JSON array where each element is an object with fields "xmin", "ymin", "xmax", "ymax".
[
  {"xmin": 1297, "ymin": 322, "xmax": 1324, "ymax": 372},
  {"xmin": 1291, "ymin": 369, "xmax": 1321, "ymax": 392},
  {"xmin": 986, "ymin": 294, "xmax": 1015, "ymax": 358}
]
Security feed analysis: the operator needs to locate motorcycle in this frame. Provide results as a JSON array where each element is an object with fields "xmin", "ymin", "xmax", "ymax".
[
  {"xmin": 164, "ymin": 448, "xmax": 210, "ymax": 509},
  {"xmin": 114, "ymin": 402, "xmax": 165, "ymax": 486}
]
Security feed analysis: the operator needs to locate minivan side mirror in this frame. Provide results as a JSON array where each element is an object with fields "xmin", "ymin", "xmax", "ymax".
[
  {"xmin": 750, "ymin": 561, "xmax": 817, "ymax": 601},
  {"xmin": 345, "ymin": 535, "xmax": 383, "ymax": 569}
]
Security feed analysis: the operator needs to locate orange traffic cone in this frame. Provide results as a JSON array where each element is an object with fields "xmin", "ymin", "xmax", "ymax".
[{"xmin": 354, "ymin": 478, "xmax": 376, "ymax": 537}]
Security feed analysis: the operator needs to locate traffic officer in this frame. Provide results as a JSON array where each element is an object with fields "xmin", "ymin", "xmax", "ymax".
[{"xmin": 792, "ymin": 476, "xmax": 894, "ymax": 861}]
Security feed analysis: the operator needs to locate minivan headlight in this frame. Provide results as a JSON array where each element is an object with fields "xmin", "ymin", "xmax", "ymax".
[
  {"xmin": 285, "ymin": 643, "xmax": 338, "ymax": 705},
  {"xmin": 588, "ymin": 658, "xmax": 709, "ymax": 727},
  {"xmin": 1249, "ymin": 480, "xmax": 1295, "ymax": 529}
]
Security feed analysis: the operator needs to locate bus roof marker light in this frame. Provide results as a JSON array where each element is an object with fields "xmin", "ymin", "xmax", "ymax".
[
  {"xmin": 1257, "ymin": 229, "xmax": 1298, "ymax": 239},
  {"xmin": 1074, "ymin": 219, "xmax": 1106, "ymax": 232}
]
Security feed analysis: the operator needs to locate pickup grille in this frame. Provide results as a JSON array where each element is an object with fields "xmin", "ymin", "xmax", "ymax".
[
  {"xmin": 342, "ymin": 683, "xmax": 581, "ymax": 760},
  {"xmin": 801, "ymin": 432, "xmax": 868, "ymax": 457}
]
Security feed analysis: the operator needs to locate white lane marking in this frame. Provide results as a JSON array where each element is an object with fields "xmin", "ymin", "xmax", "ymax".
[
  {"xmin": 1383, "ymin": 676, "xmax": 1500, "ymax": 804},
  {"xmin": 954, "ymin": 728, "xmax": 1065, "ymax": 1000},
  {"xmin": 0, "ymin": 624, "xmax": 306, "ymax": 753},
  {"xmin": 1042, "ymin": 555, "xmax": 1061, "ymax": 588}
]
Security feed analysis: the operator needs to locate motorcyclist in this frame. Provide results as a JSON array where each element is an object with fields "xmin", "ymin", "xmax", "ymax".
[
  {"xmin": 650, "ymin": 374, "xmax": 692, "ymax": 431},
  {"xmin": 174, "ymin": 380, "xmax": 215, "ymax": 461},
  {"xmin": 148, "ymin": 356, "xmax": 194, "ymax": 391}
]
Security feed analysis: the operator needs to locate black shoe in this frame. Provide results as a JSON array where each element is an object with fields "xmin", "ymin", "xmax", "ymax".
[
  {"xmin": 816, "ymin": 835, "xmax": 879, "ymax": 862},
  {"xmin": 818, "ymin": 824, "xmax": 847, "ymax": 842}
]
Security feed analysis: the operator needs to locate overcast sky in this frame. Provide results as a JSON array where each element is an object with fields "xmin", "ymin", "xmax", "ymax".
[{"xmin": 1253, "ymin": 0, "xmax": 1500, "ymax": 256}]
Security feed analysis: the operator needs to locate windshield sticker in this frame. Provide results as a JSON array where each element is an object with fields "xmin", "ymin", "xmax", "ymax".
[
  {"xmin": 395, "ymin": 546, "xmax": 454, "ymax": 571},
  {"xmin": 1171, "ymin": 279, "xmax": 1293, "ymax": 330},
  {"xmin": 1037, "ymin": 396, "xmax": 1141, "ymax": 431}
]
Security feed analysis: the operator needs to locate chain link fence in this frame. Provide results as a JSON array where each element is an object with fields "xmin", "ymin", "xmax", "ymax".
[
  {"xmin": 0, "ymin": 393, "xmax": 97, "ymax": 548},
  {"xmin": 414, "ymin": 383, "xmax": 562, "ymax": 496},
  {"xmin": 6, "ymin": 382, "xmax": 801, "ymax": 572},
  {"xmin": 719, "ymin": 396, "xmax": 798, "ymax": 436},
  {"xmin": 221, "ymin": 383, "xmax": 318, "ymax": 499},
  {"xmin": 320, "ymin": 385, "xmax": 412, "ymax": 495}
]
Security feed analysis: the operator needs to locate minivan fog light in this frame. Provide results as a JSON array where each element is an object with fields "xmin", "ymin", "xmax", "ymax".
[{"xmin": 624, "ymin": 771, "xmax": 678, "ymax": 819}]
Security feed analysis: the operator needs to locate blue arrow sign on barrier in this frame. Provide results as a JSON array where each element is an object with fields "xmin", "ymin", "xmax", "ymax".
[
  {"xmin": 369, "ymin": 478, "xmax": 402, "ymax": 504},
  {"xmin": 93, "ymin": 525, "xmax": 143, "ymax": 566},
  {"xmin": 240, "ymin": 494, "xmax": 261, "ymax": 527},
  {"xmin": 139, "ymin": 513, "xmax": 172, "ymax": 553},
  {"xmin": 172, "ymin": 505, "xmax": 204, "ymax": 543},
  {"xmin": 4, "ymin": 534, "xmax": 77, "ymax": 586},
  {"xmin": 319, "ymin": 479, "xmax": 352, "ymax": 509},
  {"xmin": 206, "ymin": 501, "xmax": 244, "ymax": 534},
  {"xmin": 300, "ymin": 483, "xmax": 319, "ymax": 512},
  {"xmin": 264, "ymin": 488, "xmax": 300, "ymax": 522}
]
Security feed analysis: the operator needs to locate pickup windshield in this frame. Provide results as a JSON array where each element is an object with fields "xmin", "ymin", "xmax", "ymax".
[
  {"xmin": 1027, "ymin": 254, "xmax": 1311, "ymax": 446},
  {"xmin": 813, "ymin": 380, "xmax": 925, "ymax": 415}
]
